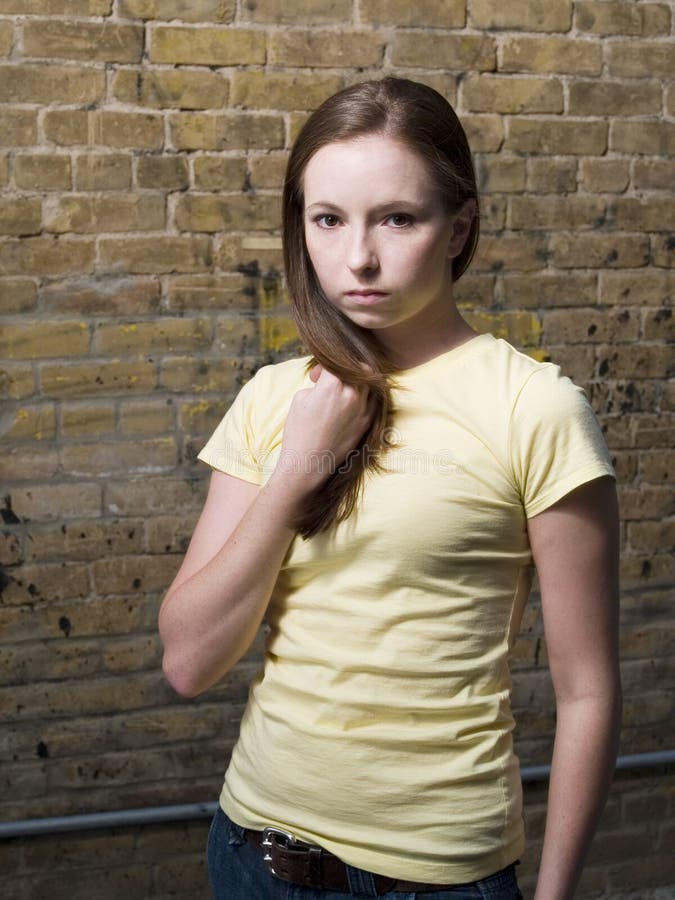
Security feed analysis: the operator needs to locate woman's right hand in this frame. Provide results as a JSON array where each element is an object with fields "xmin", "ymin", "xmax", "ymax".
[{"xmin": 273, "ymin": 364, "xmax": 375, "ymax": 496}]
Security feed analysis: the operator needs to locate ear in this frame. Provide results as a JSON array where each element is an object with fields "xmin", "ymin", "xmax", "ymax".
[{"xmin": 446, "ymin": 199, "xmax": 477, "ymax": 259}]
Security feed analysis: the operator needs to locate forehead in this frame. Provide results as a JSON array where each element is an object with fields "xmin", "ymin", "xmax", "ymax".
[{"xmin": 302, "ymin": 134, "xmax": 437, "ymax": 202}]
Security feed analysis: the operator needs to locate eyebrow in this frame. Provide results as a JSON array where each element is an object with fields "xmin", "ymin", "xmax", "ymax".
[{"xmin": 304, "ymin": 200, "xmax": 427, "ymax": 215}]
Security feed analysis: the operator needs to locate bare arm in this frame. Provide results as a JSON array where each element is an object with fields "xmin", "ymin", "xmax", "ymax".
[
  {"xmin": 159, "ymin": 366, "xmax": 374, "ymax": 697},
  {"xmin": 528, "ymin": 476, "xmax": 621, "ymax": 900}
]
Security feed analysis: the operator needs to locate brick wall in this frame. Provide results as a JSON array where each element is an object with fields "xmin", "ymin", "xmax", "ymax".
[{"xmin": 1, "ymin": 1, "xmax": 673, "ymax": 897}]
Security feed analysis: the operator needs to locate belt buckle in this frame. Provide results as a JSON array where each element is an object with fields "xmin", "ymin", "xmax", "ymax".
[{"xmin": 261, "ymin": 826, "xmax": 300, "ymax": 877}]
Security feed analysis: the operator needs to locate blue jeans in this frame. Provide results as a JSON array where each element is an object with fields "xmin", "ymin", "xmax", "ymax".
[{"xmin": 207, "ymin": 808, "xmax": 523, "ymax": 899}]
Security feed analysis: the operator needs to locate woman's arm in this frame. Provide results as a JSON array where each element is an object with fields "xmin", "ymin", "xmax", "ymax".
[
  {"xmin": 159, "ymin": 366, "xmax": 374, "ymax": 698},
  {"xmin": 527, "ymin": 475, "xmax": 621, "ymax": 900}
]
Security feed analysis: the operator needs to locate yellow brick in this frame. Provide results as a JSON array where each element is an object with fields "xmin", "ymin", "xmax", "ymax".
[
  {"xmin": 0, "ymin": 446, "xmax": 59, "ymax": 481},
  {"xmin": 160, "ymin": 355, "xmax": 242, "ymax": 393},
  {"xmin": 0, "ymin": 153, "xmax": 7, "ymax": 186},
  {"xmin": 193, "ymin": 156, "xmax": 247, "ymax": 191},
  {"xmin": 461, "ymin": 115, "xmax": 504, "ymax": 152},
  {"xmin": 119, "ymin": 400, "xmax": 174, "ymax": 436},
  {"xmin": 0, "ymin": 64, "xmax": 104, "ymax": 105},
  {"xmin": 60, "ymin": 438, "xmax": 177, "ymax": 477},
  {"xmin": 643, "ymin": 307, "xmax": 675, "ymax": 343},
  {"xmin": 169, "ymin": 112, "xmax": 285, "ymax": 151},
  {"xmin": 43, "ymin": 276, "xmax": 160, "ymax": 316},
  {"xmin": 1, "ymin": 0, "xmax": 111, "ymax": 11},
  {"xmin": 452, "ymin": 274, "xmax": 495, "ymax": 308},
  {"xmin": 0, "ymin": 108, "xmax": 37, "ymax": 146},
  {"xmin": 607, "ymin": 41, "xmax": 674, "ymax": 78},
  {"xmin": 667, "ymin": 84, "xmax": 675, "ymax": 117},
  {"xmin": 0, "ymin": 237, "xmax": 96, "ymax": 277},
  {"xmin": 40, "ymin": 360, "xmax": 157, "ymax": 397},
  {"xmin": 214, "ymin": 234, "xmax": 284, "ymax": 272},
  {"xmin": 1, "ymin": 405, "xmax": 56, "ymax": 441},
  {"xmin": 44, "ymin": 110, "xmax": 163, "ymax": 149},
  {"xmin": 137, "ymin": 155, "xmax": 189, "ymax": 190},
  {"xmin": 472, "ymin": 234, "xmax": 547, "ymax": 273},
  {"xmin": 240, "ymin": 0, "xmax": 352, "ymax": 23},
  {"xmin": 0, "ymin": 279, "xmax": 37, "ymax": 313},
  {"xmin": 166, "ymin": 274, "xmax": 252, "ymax": 311},
  {"xmin": 0, "ymin": 320, "xmax": 89, "ymax": 360},
  {"xmin": 569, "ymin": 80, "xmax": 662, "ymax": 117},
  {"xmin": 652, "ymin": 235, "xmax": 673, "ymax": 268},
  {"xmin": 215, "ymin": 317, "xmax": 258, "ymax": 354},
  {"xmin": 510, "ymin": 196, "xmax": 606, "ymax": 231},
  {"xmin": 392, "ymin": 33, "xmax": 496, "ymax": 70},
  {"xmin": 499, "ymin": 36, "xmax": 602, "ymax": 75},
  {"xmin": 527, "ymin": 158, "xmax": 577, "ymax": 193},
  {"xmin": 232, "ymin": 71, "xmax": 344, "ymax": 111},
  {"xmin": 119, "ymin": 0, "xmax": 235, "ymax": 21},
  {"xmin": 506, "ymin": 118, "xmax": 607, "ymax": 155},
  {"xmin": 259, "ymin": 315, "xmax": 300, "ymax": 354},
  {"xmin": 469, "ymin": 0, "xmax": 572, "ymax": 31},
  {"xmin": 542, "ymin": 308, "xmax": 640, "ymax": 346},
  {"xmin": 248, "ymin": 155, "xmax": 288, "ymax": 190},
  {"xmin": 610, "ymin": 120, "xmax": 675, "ymax": 156},
  {"xmin": 461, "ymin": 75, "xmax": 563, "ymax": 114},
  {"xmin": 360, "ymin": 0, "xmax": 464, "ymax": 25},
  {"xmin": 150, "ymin": 26, "xmax": 265, "ymax": 65},
  {"xmin": 0, "ymin": 199, "xmax": 41, "ymax": 236},
  {"xmin": 633, "ymin": 159, "xmax": 675, "ymax": 192},
  {"xmin": 23, "ymin": 20, "xmax": 143, "ymax": 62},
  {"xmin": 179, "ymin": 399, "xmax": 225, "ymax": 435},
  {"xmin": 14, "ymin": 154, "xmax": 72, "ymax": 191},
  {"xmin": 113, "ymin": 68, "xmax": 229, "ymax": 110},
  {"xmin": 98, "ymin": 236, "xmax": 212, "ymax": 274},
  {"xmin": 0, "ymin": 22, "xmax": 14, "ymax": 56},
  {"xmin": 501, "ymin": 273, "xmax": 597, "ymax": 309},
  {"xmin": 93, "ymin": 318, "xmax": 212, "ymax": 355},
  {"xmin": 575, "ymin": 2, "xmax": 671, "ymax": 36},
  {"xmin": 579, "ymin": 159, "xmax": 630, "ymax": 194},
  {"xmin": 608, "ymin": 198, "xmax": 675, "ymax": 233},
  {"xmin": 174, "ymin": 194, "xmax": 281, "ymax": 232},
  {"xmin": 550, "ymin": 234, "xmax": 650, "ymax": 269},
  {"xmin": 0, "ymin": 364, "xmax": 35, "ymax": 400},
  {"xmin": 268, "ymin": 30, "xmax": 385, "ymax": 67},
  {"xmin": 480, "ymin": 197, "xmax": 507, "ymax": 231},
  {"xmin": 61, "ymin": 403, "xmax": 116, "ymax": 437},
  {"xmin": 9, "ymin": 483, "xmax": 102, "ymax": 522},
  {"xmin": 464, "ymin": 310, "xmax": 541, "ymax": 347},
  {"xmin": 75, "ymin": 154, "xmax": 132, "ymax": 191},
  {"xmin": 44, "ymin": 195, "xmax": 165, "ymax": 235}
]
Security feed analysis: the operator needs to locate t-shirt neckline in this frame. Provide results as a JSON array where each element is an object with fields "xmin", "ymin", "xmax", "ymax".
[{"xmin": 394, "ymin": 332, "xmax": 494, "ymax": 378}]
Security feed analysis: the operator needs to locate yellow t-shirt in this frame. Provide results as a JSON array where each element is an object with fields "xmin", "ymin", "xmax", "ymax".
[{"xmin": 197, "ymin": 333, "xmax": 615, "ymax": 883}]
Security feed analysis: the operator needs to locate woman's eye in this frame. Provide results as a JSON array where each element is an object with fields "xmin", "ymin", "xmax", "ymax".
[
  {"xmin": 387, "ymin": 214, "xmax": 413, "ymax": 227},
  {"xmin": 316, "ymin": 214, "xmax": 340, "ymax": 228}
]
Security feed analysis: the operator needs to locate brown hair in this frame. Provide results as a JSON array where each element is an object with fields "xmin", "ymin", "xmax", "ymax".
[{"xmin": 282, "ymin": 76, "xmax": 479, "ymax": 538}]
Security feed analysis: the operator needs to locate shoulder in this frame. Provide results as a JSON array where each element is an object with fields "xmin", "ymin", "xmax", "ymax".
[{"xmin": 243, "ymin": 354, "xmax": 313, "ymax": 404}]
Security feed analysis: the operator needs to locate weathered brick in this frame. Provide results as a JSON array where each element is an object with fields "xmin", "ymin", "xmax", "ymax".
[
  {"xmin": 136, "ymin": 154, "xmax": 189, "ymax": 190},
  {"xmin": 510, "ymin": 196, "xmax": 606, "ymax": 231},
  {"xmin": 569, "ymin": 80, "xmax": 662, "ymax": 117},
  {"xmin": 23, "ymin": 20, "xmax": 143, "ymax": 63},
  {"xmin": 39, "ymin": 360, "xmax": 157, "ymax": 398},
  {"xmin": 215, "ymin": 233, "xmax": 284, "ymax": 272},
  {"xmin": 608, "ymin": 197, "xmax": 675, "ymax": 233},
  {"xmin": 0, "ymin": 279, "xmax": 38, "ymax": 313},
  {"xmin": 527, "ymin": 158, "xmax": 577, "ymax": 193},
  {"xmin": 475, "ymin": 155, "xmax": 527, "ymax": 193},
  {"xmin": 0, "ymin": 153, "xmax": 8, "ymax": 186},
  {"xmin": 248, "ymin": 154, "xmax": 289, "ymax": 191},
  {"xmin": 0, "ymin": 364, "xmax": 35, "ymax": 400},
  {"xmin": 576, "ymin": 1, "xmax": 671, "ymax": 35},
  {"xmin": 0, "ymin": 530, "xmax": 22, "ymax": 566},
  {"xmin": 0, "ymin": 321, "xmax": 89, "ymax": 360},
  {"xmin": 43, "ymin": 276, "xmax": 161, "ymax": 315},
  {"xmin": 506, "ymin": 118, "xmax": 607, "ymax": 154},
  {"xmin": 589, "ymin": 378, "xmax": 660, "ymax": 416},
  {"xmin": 0, "ymin": 20, "xmax": 13, "ymax": 56},
  {"xmin": 501, "ymin": 273, "xmax": 597, "ymax": 309},
  {"xmin": 479, "ymin": 196, "xmax": 507, "ymax": 231},
  {"xmin": 0, "ymin": 108, "xmax": 37, "ymax": 146},
  {"xmin": 93, "ymin": 317, "xmax": 211, "ymax": 356},
  {"xmin": 359, "ymin": 0, "xmax": 464, "ymax": 26},
  {"xmin": 0, "ymin": 0, "xmax": 111, "ymax": 12},
  {"xmin": 166, "ymin": 273, "xmax": 251, "ymax": 311},
  {"xmin": 214, "ymin": 316, "xmax": 258, "ymax": 354},
  {"xmin": 652, "ymin": 235, "xmax": 674, "ymax": 269},
  {"xmin": 92, "ymin": 554, "xmax": 178, "ymax": 594},
  {"xmin": 74, "ymin": 154, "xmax": 132, "ymax": 191},
  {"xmin": 619, "ymin": 485, "xmax": 675, "ymax": 522},
  {"xmin": 119, "ymin": 0, "xmax": 234, "ymax": 20},
  {"xmin": 499, "ymin": 36, "xmax": 602, "ymax": 75},
  {"xmin": 469, "ymin": 0, "xmax": 572, "ymax": 31},
  {"xmin": 192, "ymin": 155, "xmax": 247, "ymax": 191},
  {"xmin": 240, "ymin": 0, "xmax": 352, "ymax": 23},
  {"xmin": 160, "ymin": 354, "xmax": 245, "ymax": 393},
  {"xmin": 461, "ymin": 115, "xmax": 504, "ymax": 152},
  {"xmin": 98, "ymin": 236, "xmax": 212, "ymax": 274},
  {"xmin": 174, "ymin": 193, "xmax": 281, "ymax": 232},
  {"xmin": 596, "ymin": 345, "xmax": 674, "ymax": 380},
  {"xmin": 391, "ymin": 33, "xmax": 496, "ymax": 71},
  {"xmin": 628, "ymin": 520, "xmax": 675, "ymax": 553},
  {"xmin": 60, "ymin": 438, "xmax": 177, "ymax": 478},
  {"xmin": 61, "ymin": 403, "xmax": 116, "ymax": 438},
  {"xmin": 600, "ymin": 271, "xmax": 674, "ymax": 307},
  {"xmin": 542, "ymin": 308, "xmax": 640, "ymax": 345},
  {"xmin": 633, "ymin": 159, "xmax": 675, "ymax": 192},
  {"xmin": 105, "ymin": 477, "xmax": 206, "ymax": 517},
  {"xmin": 642, "ymin": 307, "xmax": 674, "ymax": 342},
  {"xmin": 640, "ymin": 451, "xmax": 675, "ymax": 485},
  {"xmin": 268, "ymin": 30, "xmax": 385, "ymax": 67},
  {"xmin": 0, "ymin": 64, "xmax": 104, "ymax": 105},
  {"xmin": 0, "ymin": 198, "xmax": 41, "ymax": 236},
  {"xmin": 43, "ymin": 195, "xmax": 166, "ymax": 234},
  {"xmin": 150, "ymin": 26, "xmax": 265, "ymax": 65},
  {"xmin": 119, "ymin": 399, "xmax": 174, "ymax": 436},
  {"xmin": 44, "ymin": 110, "xmax": 164, "ymax": 150},
  {"xmin": 14, "ymin": 154, "xmax": 72, "ymax": 191},
  {"xmin": 233, "ymin": 71, "xmax": 344, "ymax": 111},
  {"xmin": 607, "ymin": 41, "xmax": 675, "ymax": 77},
  {"xmin": 178, "ymin": 398, "xmax": 225, "ymax": 436},
  {"xmin": 169, "ymin": 112, "xmax": 285, "ymax": 151},
  {"xmin": 1, "ymin": 404, "xmax": 56, "ymax": 441},
  {"xmin": 550, "ymin": 234, "xmax": 650, "ymax": 269},
  {"xmin": 0, "ymin": 639, "xmax": 102, "ymax": 686},
  {"xmin": 579, "ymin": 158, "xmax": 630, "ymax": 194},
  {"xmin": 465, "ymin": 310, "xmax": 541, "ymax": 347},
  {"xmin": 104, "ymin": 633, "xmax": 162, "ymax": 673},
  {"xmin": 113, "ymin": 68, "xmax": 229, "ymax": 110},
  {"xmin": 462, "ymin": 75, "xmax": 563, "ymax": 114},
  {"xmin": 8, "ymin": 484, "xmax": 102, "ymax": 522},
  {"xmin": 472, "ymin": 233, "xmax": 547, "ymax": 272},
  {"xmin": 0, "ymin": 447, "xmax": 59, "ymax": 481},
  {"xmin": 24, "ymin": 519, "xmax": 147, "ymax": 563}
]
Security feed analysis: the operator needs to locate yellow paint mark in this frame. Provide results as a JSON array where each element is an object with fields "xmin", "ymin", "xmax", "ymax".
[
  {"xmin": 16, "ymin": 410, "xmax": 29, "ymax": 420},
  {"xmin": 122, "ymin": 324, "xmax": 139, "ymax": 333},
  {"xmin": 260, "ymin": 316, "xmax": 299, "ymax": 354}
]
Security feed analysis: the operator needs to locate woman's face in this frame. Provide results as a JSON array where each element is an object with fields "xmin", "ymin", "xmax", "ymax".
[{"xmin": 302, "ymin": 133, "xmax": 472, "ymax": 349}]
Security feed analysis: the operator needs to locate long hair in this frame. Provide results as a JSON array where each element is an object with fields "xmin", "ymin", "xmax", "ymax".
[{"xmin": 282, "ymin": 77, "xmax": 479, "ymax": 538}]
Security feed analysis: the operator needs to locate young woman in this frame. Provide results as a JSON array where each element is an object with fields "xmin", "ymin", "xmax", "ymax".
[{"xmin": 159, "ymin": 78, "xmax": 621, "ymax": 900}]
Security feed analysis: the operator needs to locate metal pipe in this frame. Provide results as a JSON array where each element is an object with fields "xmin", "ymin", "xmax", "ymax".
[{"xmin": 2, "ymin": 749, "xmax": 673, "ymax": 840}]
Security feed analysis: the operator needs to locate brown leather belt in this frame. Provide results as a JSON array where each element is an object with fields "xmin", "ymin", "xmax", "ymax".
[{"xmin": 246, "ymin": 826, "xmax": 458, "ymax": 894}]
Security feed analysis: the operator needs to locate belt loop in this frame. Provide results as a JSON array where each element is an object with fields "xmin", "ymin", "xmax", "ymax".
[{"xmin": 346, "ymin": 862, "xmax": 379, "ymax": 896}]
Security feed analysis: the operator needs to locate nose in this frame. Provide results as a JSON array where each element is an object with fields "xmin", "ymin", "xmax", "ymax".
[{"xmin": 347, "ymin": 226, "xmax": 379, "ymax": 274}]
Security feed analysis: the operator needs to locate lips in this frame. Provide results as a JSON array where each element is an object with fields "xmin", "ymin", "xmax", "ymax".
[{"xmin": 345, "ymin": 290, "xmax": 389, "ymax": 304}]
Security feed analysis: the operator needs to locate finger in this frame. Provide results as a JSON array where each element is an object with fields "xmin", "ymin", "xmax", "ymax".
[{"xmin": 309, "ymin": 364, "xmax": 323, "ymax": 383}]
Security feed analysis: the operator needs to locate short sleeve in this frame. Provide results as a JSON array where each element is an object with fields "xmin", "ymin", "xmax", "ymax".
[
  {"xmin": 197, "ymin": 374, "xmax": 264, "ymax": 485},
  {"xmin": 508, "ymin": 366, "xmax": 615, "ymax": 518}
]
